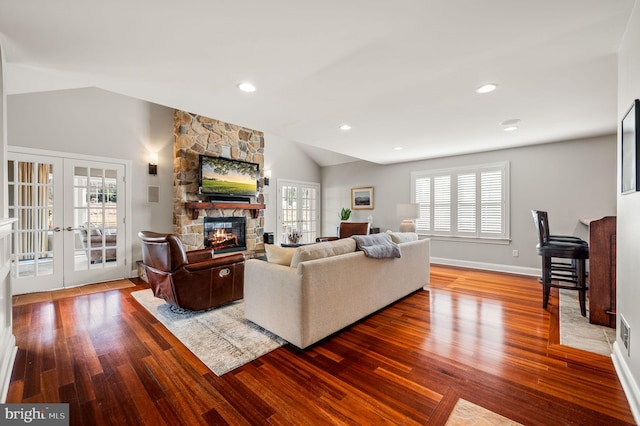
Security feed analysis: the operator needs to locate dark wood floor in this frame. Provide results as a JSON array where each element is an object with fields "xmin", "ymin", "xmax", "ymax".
[{"xmin": 8, "ymin": 265, "xmax": 635, "ymax": 425}]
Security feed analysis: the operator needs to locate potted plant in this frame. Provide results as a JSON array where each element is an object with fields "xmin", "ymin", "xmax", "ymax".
[{"xmin": 340, "ymin": 207, "xmax": 352, "ymax": 221}]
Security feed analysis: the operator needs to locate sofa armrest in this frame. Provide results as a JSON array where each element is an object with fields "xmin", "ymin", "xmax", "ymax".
[{"xmin": 244, "ymin": 259, "xmax": 304, "ymax": 346}]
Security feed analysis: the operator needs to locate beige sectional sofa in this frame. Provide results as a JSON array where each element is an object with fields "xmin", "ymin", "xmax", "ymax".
[{"xmin": 244, "ymin": 233, "xmax": 430, "ymax": 349}]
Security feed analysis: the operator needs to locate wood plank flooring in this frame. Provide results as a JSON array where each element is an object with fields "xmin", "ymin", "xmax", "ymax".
[{"xmin": 7, "ymin": 265, "xmax": 635, "ymax": 425}]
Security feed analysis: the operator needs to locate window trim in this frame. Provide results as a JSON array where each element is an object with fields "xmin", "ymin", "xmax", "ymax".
[{"xmin": 411, "ymin": 161, "xmax": 510, "ymax": 241}]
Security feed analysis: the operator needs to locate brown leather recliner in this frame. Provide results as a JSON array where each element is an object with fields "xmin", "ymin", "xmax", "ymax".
[{"xmin": 138, "ymin": 231, "xmax": 245, "ymax": 311}]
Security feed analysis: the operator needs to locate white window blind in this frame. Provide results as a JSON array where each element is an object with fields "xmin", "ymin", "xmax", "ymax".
[
  {"xmin": 411, "ymin": 162, "xmax": 509, "ymax": 240},
  {"xmin": 457, "ymin": 173, "xmax": 476, "ymax": 233},
  {"xmin": 433, "ymin": 175, "xmax": 451, "ymax": 233}
]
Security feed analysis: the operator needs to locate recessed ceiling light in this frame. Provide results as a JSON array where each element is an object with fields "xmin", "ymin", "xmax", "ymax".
[
  {"xmin": 500, "ymin": 118, "xmax": 520, "ymax": 126},
  {"xmin": 393, "ymin": 146, "xmax": 403, "ymax": 151},
  {"xmin": 503, "ymin": 126, "xmax": 519, "ymax": 132},
  {"xmin": 476, "ymin": 83, "xmax": 497, "ymax": 94},
  {"xmin": 339, "ymin": 124, "xmax": 352, "ymax": 130},
  {"xmin": 238, "ymin": 82, "xmax": 256, "ymax": 92}
]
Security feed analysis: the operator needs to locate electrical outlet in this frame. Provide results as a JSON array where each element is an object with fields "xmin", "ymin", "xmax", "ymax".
[
  {"xmin": 512, "ymin": 250, "xmax": 519, "ymax": 257},
  {"xmin": 621, "ymin": 315, "xmax": 631, "ymax": 356}
]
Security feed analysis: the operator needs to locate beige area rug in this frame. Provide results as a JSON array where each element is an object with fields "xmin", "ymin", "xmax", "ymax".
[
  {"xmin": 446, "ymin": 399, "xmax": 522, "ymax": 425},
  {"xmin": 559, "ymin": 289, "xmax": 615, "ymax": 356},
  {"xmin": 12, "ymin": 279, "xmax": 135, "ymax": 306},
  {"xmin": 131, "ymin": 289, "xmax": 287, "ymax": 376}
]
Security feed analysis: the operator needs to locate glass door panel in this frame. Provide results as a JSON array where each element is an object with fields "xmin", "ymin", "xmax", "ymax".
[
  {"xmin": 7, "ymin": 154, "xmax": 63, "ymax": 293},
  {"xmin": 278, "ymin": 180, "xmax": 320, "ymax": 245},
  {"xmin": 65, "ymin": 161, "xmax": 124, "ymax": 286}
]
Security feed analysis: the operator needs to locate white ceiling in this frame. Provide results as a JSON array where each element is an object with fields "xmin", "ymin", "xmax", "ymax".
[{"xmin": 0, "ymin": 0, "xmax": 635, "ymax": 166}]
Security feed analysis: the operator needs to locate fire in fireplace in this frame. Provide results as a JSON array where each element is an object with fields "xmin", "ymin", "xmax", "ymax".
[{"xmin": 203, "ymin": 217, "xmax": 246, "ymax": 253}]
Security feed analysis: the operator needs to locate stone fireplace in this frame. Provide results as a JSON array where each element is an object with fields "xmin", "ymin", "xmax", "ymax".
[
  {"xmin": 172, "ymin": 110, "xmax": 265, "ymax": 256},
  {"xmin": 204, "ymin": 217, "xmax": 246, "ymax": 253}
]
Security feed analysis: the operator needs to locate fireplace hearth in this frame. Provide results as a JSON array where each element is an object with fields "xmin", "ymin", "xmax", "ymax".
[{"xmin": 204, "ymin": 217, "xmax": 246, "ymax": 253}]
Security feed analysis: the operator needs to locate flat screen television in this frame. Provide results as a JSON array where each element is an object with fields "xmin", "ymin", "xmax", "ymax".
[{"xmin": 199, "ymin": 155, "xmax": 259, "ymax": 201}]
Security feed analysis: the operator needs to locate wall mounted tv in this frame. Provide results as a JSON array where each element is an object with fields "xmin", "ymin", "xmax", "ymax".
[{"xmin": 199, "ymin": 155, "xmax": 259, "ymax": 202}]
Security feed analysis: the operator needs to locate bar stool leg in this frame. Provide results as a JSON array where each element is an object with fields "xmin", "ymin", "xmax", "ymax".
[
  {"xmin": 542, "ymin": 256, "xmax": 552, "ymax": 310},
  {"xmin": 577, "ymin": 258, "xmax": 587, "ymax": 317}
]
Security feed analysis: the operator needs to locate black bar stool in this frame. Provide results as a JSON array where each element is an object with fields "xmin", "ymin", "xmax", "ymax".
[{"xmin": 531, "ymin": 210, "xmax": 589, "ymax": 316}]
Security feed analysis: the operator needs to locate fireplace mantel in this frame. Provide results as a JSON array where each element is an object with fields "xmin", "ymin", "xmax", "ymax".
[{"xmin": 184, "ymin": 201, "xmax": 266, "ymax": 219}]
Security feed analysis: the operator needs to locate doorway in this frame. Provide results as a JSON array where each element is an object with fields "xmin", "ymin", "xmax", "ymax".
[
  {"xmin": 277, "ymin": 179, "xmax": 320, "ymax": 245},
  {"xmin": 7, "ymin": 150, "xmax": 128, "ymax": 294}
]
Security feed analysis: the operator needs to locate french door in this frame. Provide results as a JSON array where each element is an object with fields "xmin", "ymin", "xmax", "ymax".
[
  {"xmin": 7, "ymin": 151, "xmax": 127, "ymax": 294},
  {"xmin": 277, "ymin": 179, "xmax": 320, "ymax": 245}
]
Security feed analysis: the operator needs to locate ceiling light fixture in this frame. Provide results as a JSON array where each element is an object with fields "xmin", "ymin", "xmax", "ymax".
[
  {"xmin": 339, "ymin": 124, "xmax": 352, "ymax": 130},
  {"xmin": 238, "ymin": 82, "xmax": 256, "ymax": 92},
  {"xmin": 393, "ymin": 146, "xmax": 403, "ymax": 151},
  {"xmin": 503, "ymin": 126, "xmax": 519, "ymax": 132},
  {"xmin": 476, "ymin": 83, "xmax": 497, "ymax": 94}
]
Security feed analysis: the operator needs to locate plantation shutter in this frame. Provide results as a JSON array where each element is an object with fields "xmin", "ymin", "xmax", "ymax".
[
  {"xmin": 480, "ymin": 170, "xmax": 503, "ymax": 235},
  {"xmin": 433, "ymin": 175, "xmax": 451, "ymax": 233},
  {"xmin": 415, "ymin": 177, "xmax": 431, "ymax": 232},
  {"xmin": 411, "ymin": 162, "xmax": 509, "ymax": 240},
  {"xmin": 457, "ymin": 173, "xmax": 476, "ymax": 233}
]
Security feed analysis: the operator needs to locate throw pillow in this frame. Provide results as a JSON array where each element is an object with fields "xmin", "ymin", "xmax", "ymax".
[
  {"xmin": 290, "ymin": 238, "xmax": 356, "ymax": 268},
  {"xmin": 85, "ymin": 222, "xmax": 101, "ymax": 237},
  {"xmin": 385, "ymin": 231, "xmax": 418, "ymax": 244},
  {"xmin": 264, "ymin": 245, "xmax": 297, "ymax": 266},
  {"xmin": 352, "ymin": 233, "xmax": 401, "ymax": 259}
]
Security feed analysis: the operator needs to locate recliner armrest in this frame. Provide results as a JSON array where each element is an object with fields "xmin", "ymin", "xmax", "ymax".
[
  {"xmin": 183, "ymin": 253, "xmax": 245, "ymax": 272},
  {"xmin": 185, "ymin": 248, "xmax": 215, "ymax": 263}
]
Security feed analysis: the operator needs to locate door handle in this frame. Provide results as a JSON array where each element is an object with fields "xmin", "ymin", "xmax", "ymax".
[
  {"xmin": 66, "ymin": 226, "xmax": 82, "ymax": 231},
  {"xmin": 53, "ymin": 227, "xmax": 62, "ymax": 232}
]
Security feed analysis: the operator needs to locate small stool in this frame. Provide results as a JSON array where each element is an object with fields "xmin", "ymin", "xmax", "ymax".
[{"xmin": 531, "ymin": 210, "xmax": 589, "ymax": 316}]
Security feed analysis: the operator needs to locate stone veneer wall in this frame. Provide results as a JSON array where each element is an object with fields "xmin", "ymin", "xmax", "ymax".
[{"xmin": 173, "ymin": 110, "xmax": 265, "ymax": 253}]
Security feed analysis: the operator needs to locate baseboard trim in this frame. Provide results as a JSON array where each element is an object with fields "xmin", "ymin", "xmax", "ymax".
[
  {"xmin": 430, "ymin": 257, "xmax": 540, "ymax": 277},
  {"xmin": 612, "ymin": 342, "xmax": 640, "ymax": 425},
  {"xmin": 0, "ymin": 333, "xmax": 17, "ymax": 403}
]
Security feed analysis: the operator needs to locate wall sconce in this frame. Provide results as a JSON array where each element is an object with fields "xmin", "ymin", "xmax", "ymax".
[
  {"xmin": 397, "ymin": 203, "xmax": 420, "ymax": 232},
  {"xmin": 148, "ymin": 152, "xmax": 158, "ymax": 175},
  {"xmin": 264, "ymin": 169, "xmax": 272, "ymax": 186}
]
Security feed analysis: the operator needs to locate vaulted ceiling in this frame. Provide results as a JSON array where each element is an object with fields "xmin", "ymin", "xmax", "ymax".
[{"xmin": 0, "ymin": 1, "xmax": 635, "ymax": 165}]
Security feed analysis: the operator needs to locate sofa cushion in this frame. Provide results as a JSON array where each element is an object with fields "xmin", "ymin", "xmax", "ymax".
[
  {"xmin": 352, "ymin": 233, "xmax": 401, "ymax": 259},
  {"xmin": 290, "ymin": 238, "xmax": 356, "ymax": 268},
  {"xmin": 264, "ymin": 244, "xmax": 297, "ymax": 266},
  {"xmin": 386, "ymin": 231, "xmax": 419, "ymax": 244}
]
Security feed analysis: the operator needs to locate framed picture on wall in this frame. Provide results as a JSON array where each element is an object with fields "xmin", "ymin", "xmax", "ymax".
[
  {"xmin": 622, "ymin": 99, "xmax": 640, "ymax": 194},
  {"xmin": 351, "ymin": 186, "xmax": 374, "ymax": 210}
]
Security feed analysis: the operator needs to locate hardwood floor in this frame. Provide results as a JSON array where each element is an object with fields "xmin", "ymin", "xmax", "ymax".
[{"xmin": 7, "ymin": 265, "xmax": 635, "ymax": 425}]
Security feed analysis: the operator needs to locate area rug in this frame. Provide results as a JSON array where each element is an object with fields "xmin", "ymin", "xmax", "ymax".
[
  {"xmin": 559, "ymin": 289, "xmax": 615, "ymax": 356},
  {"xmin": 131, "ymin": 289, "xmax": 287, "ymax": 375},
  {"xmin": 445, "ymin": 399, "xmax": 522, "ymax": 425}
]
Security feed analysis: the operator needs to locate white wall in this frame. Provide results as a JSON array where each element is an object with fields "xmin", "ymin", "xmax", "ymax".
[
  {"xmin": 262, "ymin": 132, "xmax": 322, "ymax": 234},
  {"xmin": 322, "ymin": 135, "xmax": 616, "ymax": 273},
  {"xmin": 7, "ymin": 87, "xmax": 175, "ymax": 274},
  {"xmin": 614, "ymin": 1, "xmax": 640, "ymax": 421}
]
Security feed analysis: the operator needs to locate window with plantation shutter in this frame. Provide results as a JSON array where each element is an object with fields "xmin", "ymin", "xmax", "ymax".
[{"xmin": 411, "ymin": 162, "xmax": 509, "ymax": 240}]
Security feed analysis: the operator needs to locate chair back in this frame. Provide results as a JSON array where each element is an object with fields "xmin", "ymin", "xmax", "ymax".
[
  {"xmin": 138, "ymin": 231, "xmax": 188, "ymax": 272},
  {"xmin": 339, "ymin": 222, "xmax": 370, "ymax": 239},
  {"xmin": 531, "ymin": 210, "xmax": 551, "ymax": 245}
]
